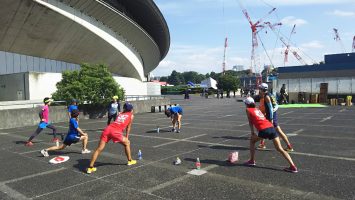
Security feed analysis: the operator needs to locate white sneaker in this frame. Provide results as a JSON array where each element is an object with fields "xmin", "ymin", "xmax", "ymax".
[
  {"xmin": 81, "ymin": 149, "xmax": 91, "ymax": 154},
  {"xmin": 41, "ymin": 149, "xmax": 49, "ymax": 157}
]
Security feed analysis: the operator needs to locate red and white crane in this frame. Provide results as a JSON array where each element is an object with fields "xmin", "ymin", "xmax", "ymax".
[
  {"xmin": 333, "ymin": 28, "xmax": 345, "ymax": 53},
  {"xmin": 284, "ymin": 24, "xmax": 296, "ymax": 65},
  {"xmin": 241, "ymin": 6, "xmax": 277, "ymax": 86},
  {"xmin": 222, "ymin": 37, "xmax": 228, "ymax": 74}
]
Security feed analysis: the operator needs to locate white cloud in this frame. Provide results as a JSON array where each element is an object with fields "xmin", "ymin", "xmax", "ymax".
[
  {"xmin": 153, "ymin": 44, "xmax": 251, "ymax": 76},
  {"xmin": 327, "ymin": 9, "xmax": 355, "ymax": 17},
  {"xmin": 300, "ymin": 41, "xmax": 324, "ymax": 49},
  {"xmin": 281, "ymin": 16, "xmax": 307, "ymax": 27}
]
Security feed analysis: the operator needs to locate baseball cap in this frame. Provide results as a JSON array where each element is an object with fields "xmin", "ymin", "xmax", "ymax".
[
  {"xmin": 112, "ymin": 95, "xmax": 118, "ymax": 100},
  {"xmin": 123, "ymin": 102, "xmax": 133, "ymax": 112},
  {"xmin": 71, "ymin": 109, "xmax": 80, "ymax": 118},
  {"xmin": 71, "ymin": 99, "xmax": 78, "ymax": 103},
  {"xmin": 43, "ymin": 97, "xmax": 53, "ymax": 103},
  {"xmin": 259, "ymin": 83, "xmax": 268, "ymax": 90},
  {"xmin": 244, "ymin": 97, "xmax": 255, "ymax": 105}
]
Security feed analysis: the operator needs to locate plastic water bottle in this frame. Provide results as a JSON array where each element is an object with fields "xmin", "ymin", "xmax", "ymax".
[
  {"xmin": 195, "ymin": 157, "xmax": 201, "ymax": 170},
  {"xmin": 175, "ymin": 157, "xmax": 182, "ymax": 165},
  {"xmin": 55, "ymin": 140, "xmax": 59, "ymax": 147},
  {"xmin": 138, "ymin": 150, "xmax": 142, "ymax": 160},
  {"xmin": 157, "ymin": 126, "xmax": 160, "ymax": 133}
]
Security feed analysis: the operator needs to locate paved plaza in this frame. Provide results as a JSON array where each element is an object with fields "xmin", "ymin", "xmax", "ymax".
[{"xmin": 0, "ymin": 95, "xmax": 354, "ymax": 199}]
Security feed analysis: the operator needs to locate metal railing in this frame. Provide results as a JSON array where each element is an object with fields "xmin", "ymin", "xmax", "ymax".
[
  {"xmin": 0, "ymin": 100, "xmax": 66, "ymax": 110},
  {"xmin": 124, "ymin": 95, "xmax": 166, "ymax": 101}
]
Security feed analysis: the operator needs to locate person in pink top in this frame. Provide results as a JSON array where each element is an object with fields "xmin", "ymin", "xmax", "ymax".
[
  {"xmin": 244, "ymin": 97, "xmax": 298, "ymax": 173},
  {"xmin": 25, "ymin": 97, "xmax": 61, "ymax": 146}
]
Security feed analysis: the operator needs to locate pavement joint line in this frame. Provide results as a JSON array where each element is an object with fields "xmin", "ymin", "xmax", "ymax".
[
  {"xmin": 289, "ymin": 151, "xmax": 355, "ymax": 161},
  {"xmin": 280, "ymin": 111, "xmax": 294, "ymax": 116},
  {"xmin": 204, "ymin": 172, "xmax": 341, "ymax": 200},
  {"xmin": 287, "ymin": 129, "xmax": 304, "ymax": 137},
  {"xmin": 153, "ymin": 134, "xmax": 207, "ymax": 148},
  {"xmin": 282, "ymin": 123, "xmax": 354, "ymax": 129},
  {"xmin": 217, "ymin": 114, "xmax": 234, "ymax": 119},
  {"xmin": 3, "ymin": 167, "xmax": 66, "ymax": 184},
  {"xmin": 320, "ymin": 116, "xmax": 333, "ymax": 122},
  {"xmin": 0, "ymin": 183, "xmax": 30, "ymax": 200},
  {"xmin": 0, "ymin": 132, "xmax": 9, "ymax": 135},
  {"xmin": 238, "ymin": 122, "xmax": 249, "ymax": 127},
  {"xmin": 298, "ymin": 134, "xmax": 355, "ymax": 141}
]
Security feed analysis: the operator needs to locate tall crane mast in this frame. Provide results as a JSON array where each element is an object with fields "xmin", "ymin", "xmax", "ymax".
[
  {"xmin": 333, "ymin": 28, "xmax": 345, "ymax": 53},
  {"xmin": 241, "ymin": 6, "xmax": 277, "ymax": 87},
  {"xmin": 352, "ymin": 36, "xmax": 355, "ymax": 52},
  {"xmin": 284, "ymin": 24, "xmax": 296, "ymax": 65},
  {"xmin": 222, "ymin": 37, "xmax": 228, "ymax": 75}
]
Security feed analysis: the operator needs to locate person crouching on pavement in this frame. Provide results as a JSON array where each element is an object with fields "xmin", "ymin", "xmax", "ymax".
[{"xmin": 165, "ymin": 105, "xmax": 183, "ymax": 133}]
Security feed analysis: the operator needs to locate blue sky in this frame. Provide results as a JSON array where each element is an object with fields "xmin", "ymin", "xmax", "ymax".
[{"xmin": 152, "ymin": 0, "xmax": 355, "ymax": 76}]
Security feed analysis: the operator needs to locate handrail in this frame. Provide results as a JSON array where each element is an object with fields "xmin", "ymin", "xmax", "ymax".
[{"xmin": 124, "ymin": 95, "xmax": 166, "ymax": 101}]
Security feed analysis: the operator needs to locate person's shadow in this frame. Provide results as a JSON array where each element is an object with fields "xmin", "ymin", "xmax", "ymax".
[{"xmin": 73, "ymin": 159, "xmax": 126, "ymax": 172}]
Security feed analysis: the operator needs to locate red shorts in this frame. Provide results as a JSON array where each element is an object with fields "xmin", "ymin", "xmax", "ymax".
[{"xmin": 100, "ymin": 126, "xmax": 124, "ymax": 143}]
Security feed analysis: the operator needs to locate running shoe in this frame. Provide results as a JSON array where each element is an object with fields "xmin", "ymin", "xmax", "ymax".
[
  {"xmin": 25, "ymin": 141, "xmax": 33, "ymax": 146},
  {"xmin": 244, "ymin": 160, "xmax": 256, "ymax": 166},
  {"xmin": 52, "ymin": 138, "xmax": 60, "ymax": 143},
  {"xmin": 171, "ymin": 128, "xmax": 176, "ymax": 133},
  {"xmin": 40, "ymin": 149, "xmax": 49, "ymax": 157},
  {"xmin": 86, "ymin": 167, "xmax": 97, "ymax": 174},
  {"xmin": 284, "ymin": 165, "xmax": 298, "ymax": 173},
  {"xmin": 176, "ymin": 129, "xmax": 180, "ymax": 133},
  {"xmin": 256, "ymin": 143, "xmax": 266, "ymax": 150},
  {"xmin": 81, "ymin": 149, "xmax": 91, "ymax": 154},
  {"xmin": 127, "ymin": 159, "xmax": 137, "ymax": 166},
  {"xmin": 284, "ymin": 147, "xmax": 294, "ymax": 152}
]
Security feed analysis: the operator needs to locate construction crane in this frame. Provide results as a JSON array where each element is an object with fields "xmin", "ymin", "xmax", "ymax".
[
  {"xmin": 352, "ymin": 36, "xmax": 355, "ymax": 52},
  {"xmin": 241, "ymin": 6, "xmax": 277, "ymax": 86},
  {"xmin": 222, "ymin": 37, "xmax": 228, "ymax": 75},
  {"xmin": 333, "ymin": 28, "xmax": 346, "ymax": 53},
  {"xmin": 284, "ymin": 24, "xmax": 296, "ymax": 65},
  {"xmin": 265, "ymin": 23, "xmax": 307, "ymax": 65}
]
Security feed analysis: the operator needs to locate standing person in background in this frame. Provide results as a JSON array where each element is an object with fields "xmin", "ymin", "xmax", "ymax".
[
  {"xmin": 280, "ymin": 84, "xmax": 288, "ymax": 104},
  {"xmin": 68, "ymin": 99, "xmax": 78, "ymax": 119},
  {"xmin": 244, "ymin": 97, "xmax": 298, "ymax": 173},
  {"xmin": 165, "ymin": 105, "xmax": 183, "ymax": 133},
  {"xmin": 258, "ymin": 83, "xmax": 294, "ymax": 151},
  {"xmin": 107, "ymin": 96, "xmax": 120, "ymax": 125},
  {"xmin": 26, "ymin": 97, "xmax": 61, "ymax": 146}
]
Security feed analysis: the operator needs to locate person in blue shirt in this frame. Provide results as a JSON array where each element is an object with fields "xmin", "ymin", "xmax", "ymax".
[
  {"xmin": 40, "ymin": 109, "xmax": 91, "ymax": 157},
  {"xmin": 107, "ymin": 96, "xmax": 120, "ymax": 125},
  {"xmin": 68, "ymin": 99, "xmax": 78, "ymax": 119},
  {"xmin": 165, "ymin": 105, "xmax": 183, "ymax": 133}
]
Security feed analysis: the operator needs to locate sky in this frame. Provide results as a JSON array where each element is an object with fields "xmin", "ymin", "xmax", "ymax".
[{"xmin": 151, "ymin": 0, "xmax": 355, "ymax": 77}]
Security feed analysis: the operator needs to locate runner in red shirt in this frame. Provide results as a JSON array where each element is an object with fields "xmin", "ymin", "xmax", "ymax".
[
  {"xmin": 244, "ymin": 97, "xmax": 298, "ymax": 173},
  {"xmin": 87, "ymin": 102, "xmax": 137, "ymax": 174}
]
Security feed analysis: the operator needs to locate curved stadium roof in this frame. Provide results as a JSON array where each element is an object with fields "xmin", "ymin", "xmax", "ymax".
[{"xmin": 0, "ymin": 0, "xmax": 170, "ymax": 80}]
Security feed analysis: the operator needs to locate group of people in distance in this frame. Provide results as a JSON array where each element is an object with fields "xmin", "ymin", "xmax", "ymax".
[{"xmin": 25, "ymin": 83, "xmax": 297, "ymax": 174}]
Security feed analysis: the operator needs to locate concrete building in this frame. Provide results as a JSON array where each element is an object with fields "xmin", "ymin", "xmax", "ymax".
[
  {"xmin": 276, "ymin": 52, "xmax": 355, "ymax": 102},
  {"xmin": 0, "ymin": 0, "xmax": 170, "ymax": 101}
]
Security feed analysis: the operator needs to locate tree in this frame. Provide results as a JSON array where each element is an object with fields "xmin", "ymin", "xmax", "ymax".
[
  {"xmin": 217, "ymin": 74, "xmax": 239, "ymax": 97},
  {"xmin": 52, "ymin": 63, "xmax": 124, "ymax": 105},
  {"xmin": 167, "ymin": 70, "xmax": 184, "ymax": 85},
  {"xmin": 159, "ymin": 76, "xmax": 168, "ymax": 82}
]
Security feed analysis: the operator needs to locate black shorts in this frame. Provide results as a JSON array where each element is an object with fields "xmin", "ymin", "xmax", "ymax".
[{"xmin": 258, "ymin": 127, "xmax": 278, "ymax": 140}]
